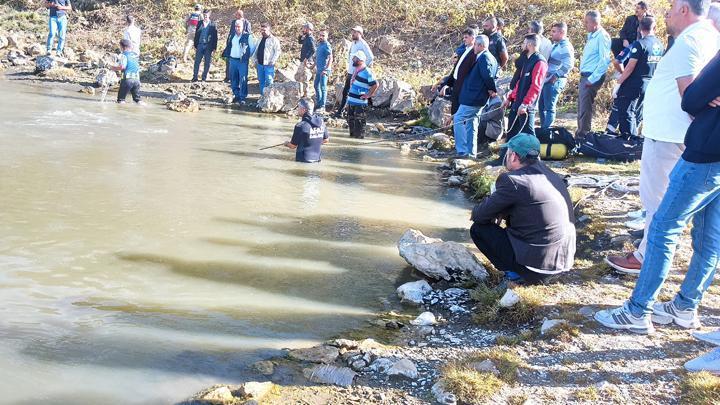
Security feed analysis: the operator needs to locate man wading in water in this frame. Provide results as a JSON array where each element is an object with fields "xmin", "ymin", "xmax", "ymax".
[
  {"xmin": 110, "ymin": 39, "xmax": 142, "ymax": 104},
  {"xmin": 284, "ymin": 98, "xmax": 329, "ymax": 163}
]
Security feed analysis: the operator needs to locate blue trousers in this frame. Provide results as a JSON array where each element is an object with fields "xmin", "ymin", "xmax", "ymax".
[
  {"xmin": 46, "ymin": 15, "xmax": 68, "ymax": 53},
  {"xmin": 453, "ymin": 104, "xmax": 482, "ymax": 156},
  {"xmin": 256, "ymin": 64, "xmax": 275, "ymax": 96},
  {"xmin": 538, "ymin": 78, "xmax": 566, "ymax": 129},
  {"xmin": 229, "ymin": 58, "xmax": 249, "ymax": 101},
  {"xmin": 628, "ymin": 159, "xmax": 720, "ymax": 316},
  {"xmin": 314, "ymin": 73, "xmax": 329, "ymax": 109},
  {"xmin": 193, "ymin": 45, "xmax": 213, "ymax": 81}
]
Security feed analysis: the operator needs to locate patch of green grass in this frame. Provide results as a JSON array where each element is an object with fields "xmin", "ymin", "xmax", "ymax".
[
  {"xmin": 542, "ymin": 322, "xmax": 581, "ymax": 343},
  {"xmin": 0, "ymin": 9, "xmax": 44, "ymax": 32},
  {"xmin": 467, "ymin": 167, "xmax": 498, "ymax": 200},
  {"xmin": 440, "ymin": 367, "xmax": 504, "ymax": 404},
  {"xmin": 681, "ymin": 372, "xmax": 720, "ymax": 404},
  {"xmin": 466, "ymin": 348, "xmax": 524, "ymax": 383},
  {"xmin": 563, "ymin": 156, "xmax": 641, "ymax": 176},
  {"xmin": 496, "ymin": 329, "xmax": 539, "ymax": 346},
  {"xmin": 575, "ymin": 386, "xmax": 599, "ymax": 401},
  {"xmin": 471, "ymin": 285, "xmax": 543, "ymax": 327}
]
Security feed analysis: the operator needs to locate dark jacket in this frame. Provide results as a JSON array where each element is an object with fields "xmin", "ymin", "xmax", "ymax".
[
  {"xmin": 442, "ymin": 48, "xmax": 477, "ymax": 114},
  {"xmin": 619, "ymin": 14, "xmax": 641, "ymax": 43},
  {"xmin": 291, "ymin": 113, "xmax": 329, "ymax": 163},
  {"xmin": 222, "ymin": 19, "xmax": 251, "ymax": 57},
  {"xmin": 193, "ymin": 22, "xmax": 218, "ymax": 52},
  {"xmin": 298, "ymin": 33, "xmax": 316, "ymax": 61},
  {"xmin": 471, "ymin": 161, "xmax": 576, "ymax": 272},
  {"xmin": 458, "ymin": 50, "xmax": 498, "ymax": 108},
  {"xmin": 508, "ymin": 52, "xmax": 548, "ymax": 109},
  {"xmin": 681, "ymin": 51, "xmax": 720, "ymax": 164}
]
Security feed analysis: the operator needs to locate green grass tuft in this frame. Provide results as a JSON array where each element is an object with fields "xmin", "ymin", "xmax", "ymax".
[{"xmin": 681, "ymin": 372, "xmax": 720, "ymax": 404}]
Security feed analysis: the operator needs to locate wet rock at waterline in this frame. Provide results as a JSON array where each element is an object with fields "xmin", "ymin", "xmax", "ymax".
[
  {"xmin": 396, "ymin": 279, "xmax": 432, "ymax": 305},
  {"xmin": 427, "ymin": 133, "xmax": 453, "ymax": 151},
  {"xmin": 79, "ymin": 86, "xmax": 95, "ymax": 95},
  {"xmin": 258, "ymin": 81, "xmax": 302, "ymax": 113},
  {"xmin": 251, "ymin": 360, "xmax": 274, "ymax": 376},
  {"xmin": 287, "ymin": 344, "xmax": 340, "ymax": 364},
  {"xmin": 236, "ymin": 381, "xmax": 273, "ymax": 401},
  {"xmin": 305, "ymin": 364, "xmax": 356, "ymax": 387},
  {"xmin": 410, "ymin": 311, "xmax": 437, "ymax": 326},
  {"xmin": 95, "ymin": 68, "xmax": 119, "ymax": 88},
  {"xmin": 166, "ymin": 98, "xmax": 199, "ymax": 113},
  {"xmin": 397, "ymin": 229, "xmax": 488, "ymax": 281},
  {"xmin": 198, "ymin": 385, "xmax": 234, "ymax": 403},
  {"xmin": 34, "ymin": 55, "xmax": 57, "ymax": 73}
]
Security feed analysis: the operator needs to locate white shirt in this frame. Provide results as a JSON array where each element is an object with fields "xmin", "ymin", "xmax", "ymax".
[
  {"xmin": 453, "ymin": 46, "xmax": 473, "ymax": 80},
  {"xmin": 643, "ymin": 20, "xmax": 720, "ymax": 143},
  {"xmin": 538, "ymin": 35, "xmax": 553, "ymax": 61},
  {"xmin": 123, "ymin": 25, "xmax": 142, "ymax": 55},
  {"xmin": 346, "ymin": 39, "xmax": 374, "ymax": 74},
  {"xmin": 230, "ymin": 35, "xmax": 242, "ymax": 58}
]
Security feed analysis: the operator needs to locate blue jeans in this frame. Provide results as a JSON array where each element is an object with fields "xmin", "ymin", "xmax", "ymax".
[
  {"xmin": 229, "ymin": 58, "xmax": 249, "ymax": 100},
  {"xmin": 256, "ymin": 64, "xmax": 275, "ymax": 96},
  {"xmin": 538, "ymin": 78, "xmax": 566, "ymax": 129},
  {"xmin": 47, "ymin": 15, "xmax": 68, "ymax": 53},
  {"xmin": 314, "ymin": 73, "xmax": 329, "ymax": 109},
  {"xmin": 628, "ymin": 158, "xmax": 720, "ymax": 317},
  {"xmin": 193, "ymin": 45, "xmax": 213, "ymax": 81},
  {"xmin": 453, "ymin": 104, "xmax": 482, "ymax": 156}
]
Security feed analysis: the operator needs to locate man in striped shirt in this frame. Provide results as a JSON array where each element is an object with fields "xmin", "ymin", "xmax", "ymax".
[{"xmin": 345, "ymin": 51, "xmax": 378, "ymax": 139}]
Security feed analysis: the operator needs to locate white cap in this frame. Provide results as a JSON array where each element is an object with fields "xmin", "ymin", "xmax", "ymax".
[
  {"xmin": 351, "ymin": 25, "xmax": 364, "ymax": 35},
  {"xmin": 352, "ymin": 50, "xmax": 367, "ymax": 62},
  {"xmin": 304, "ymin": 22, "xmax": 314, "ymax": 30}
]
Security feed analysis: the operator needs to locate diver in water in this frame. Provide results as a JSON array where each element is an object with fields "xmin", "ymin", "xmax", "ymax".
[{"xmin": 284, "ymin": 98, "xmax": 329, "ymax": 163}]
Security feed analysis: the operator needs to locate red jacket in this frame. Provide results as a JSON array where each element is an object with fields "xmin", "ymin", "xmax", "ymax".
[{"xmin": 508, "ymin": 52, "xmax": 548, "ymax": 108}]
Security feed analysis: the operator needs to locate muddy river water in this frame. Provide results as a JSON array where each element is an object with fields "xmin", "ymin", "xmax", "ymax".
[{"xmin": 0, "ymin": 79, "xmax": 472, "ymax": 404}]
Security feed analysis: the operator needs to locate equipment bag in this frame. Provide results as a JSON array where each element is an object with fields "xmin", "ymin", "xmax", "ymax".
[
  {"xmin": 535, "ymin": 126, "xmax": 576, "ymax": 160},
  {"xmin": 578, "ymin": 132, "xmax": 644, "ymax": 162}
]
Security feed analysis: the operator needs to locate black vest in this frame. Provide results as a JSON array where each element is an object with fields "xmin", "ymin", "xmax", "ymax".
[{"xmin": 512, "ymin": 52, "xmax": 544, "ymax": 110}]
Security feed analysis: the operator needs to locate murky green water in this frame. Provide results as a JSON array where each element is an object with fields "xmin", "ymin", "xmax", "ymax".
[{"xmin": 0, "ymin": 79, "xmax": 472, "ymax": 404}]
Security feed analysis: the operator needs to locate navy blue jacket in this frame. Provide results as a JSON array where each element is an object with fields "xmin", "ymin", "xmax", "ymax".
[
  {"xmin": 681, "ymin": 51, "xmax": 720, "ymax": 164},
  {"xmin": 458, "ymin": 50, "xmax": 498, "ymax": 108}
]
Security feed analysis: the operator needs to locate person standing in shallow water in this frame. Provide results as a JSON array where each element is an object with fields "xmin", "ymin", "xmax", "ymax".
[
  {"xmin": 285, "ymin": 98, "xmax": 329, "ymax": 163},
  {"xmin": 46, "ymin": 0, "xmax": 72, "ymax": 57},
  {"xmin": 345, "ymin": 50, "xmax": 378, "ymax": 139},
  {"xmin": 110, "ymin": 39, "xmax": 142, "ymax": 104}
]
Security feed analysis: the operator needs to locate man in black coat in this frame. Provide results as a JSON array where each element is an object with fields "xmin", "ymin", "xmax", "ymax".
[
  {"xmin": 192, "ymin": 9, "xmax": 218, "ymax": 82},
  {"xmin": 223, "ymin": 8, "xmax": 251, "ymax": 82},
  {"xmin": 470, "ymin": 133, "xmax": 576, "ymax": 284},
  {"xmin": 614, "ymin": 1, "xmax": 650, "ymax": 55},
  {"xmin": 435, "ymin": 27, "xmax": 478, "ymax": 115}
]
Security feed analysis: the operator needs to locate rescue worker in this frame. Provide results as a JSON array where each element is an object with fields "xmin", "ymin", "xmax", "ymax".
[{"xmin": 285, "ymin": 98, "xmax": 330, "ymax": 163}]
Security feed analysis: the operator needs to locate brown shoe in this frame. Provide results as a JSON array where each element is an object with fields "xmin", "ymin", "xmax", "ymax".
[{"xmin": 605, "ymin": 252, "xmax": 642, "ymax": 275}]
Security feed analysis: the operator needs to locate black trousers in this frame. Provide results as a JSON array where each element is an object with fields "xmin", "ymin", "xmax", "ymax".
[
  {"xmin": 117, "ymin": 79, "xmax": 141, "ymax": 103},
  {"xmin": 347, "ymin": 104, "xmax": 368, "ymax": 138},
  {"xmin": 336, "ymin": 73, "xmax": 353, "ymax": 114},
  {"xmin": 470, "ymin": 222, "xmax": 550, "ymax": 285}
]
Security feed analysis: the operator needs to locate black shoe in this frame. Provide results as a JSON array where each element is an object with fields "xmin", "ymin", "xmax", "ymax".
[
  {"xmin": 231, "ymin": 97, "xmax": 240, "ymax": 103},
  {"xmin": 223, "ymin": 78, "xmax": 230, "ymax": 83},
  {"xmin": 191, "ymin": 78, "xmax": 198, "ymax": 83}
]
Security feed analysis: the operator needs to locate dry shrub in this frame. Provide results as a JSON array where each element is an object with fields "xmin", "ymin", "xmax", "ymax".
[{"xmin": 681, "ymin": 372, "xmax": 720, "ymax": 405}]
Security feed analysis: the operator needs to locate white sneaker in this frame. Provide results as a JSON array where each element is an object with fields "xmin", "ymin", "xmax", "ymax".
[
  {"xmin": 694, "ymin": 330, "xmax": 720, "ymax": 346},
  {"xmin": 625, "ymin": 217, "xmax": 646, "ymax": 231},
  {"xmin": 685, "ymin": 348, "xmax": 720, "ymax": 374},
  {"xmin": 626, "ymin": 209, "xmax": 646, "ymax": 219},
  {"xmin": 652, "ymin": 300, "xmax": 702, "ymax": 329},
  {"xmin": 594, "ymin": 304, "xmax": 655, "ymax": 334}
]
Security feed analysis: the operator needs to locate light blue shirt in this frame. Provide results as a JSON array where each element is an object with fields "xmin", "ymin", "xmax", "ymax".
[
  {"xmin": 579, "ymin": 27, "xmax": 611, "ymax": 84},
  {"xmin": 546, "ymin": 38, "xmax": 575, "ymax": 82}
]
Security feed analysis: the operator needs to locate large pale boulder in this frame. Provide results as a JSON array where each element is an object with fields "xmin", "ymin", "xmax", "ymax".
[
  {"xmin": 372, "ymin": 77, "xmax": 395, "ymax": 107},
  {"xmin": 376, "ymin": 35, "xmax": 403, "ymax": 55},
  {"xmin": 387, "ymin": 359, "xmax": 418, "ymax": 379},
  {"xmin": 95, "ymin": 68, "xmax": 119, "ymax": 87},
  {"xmin": 429, "ymin": 97, "xmax": 452, "ymax": 127},
  {"xmin": 236, "ymin": 381, "xmax": 273, "ymax": 401},
  {"xmin": 396, "ymin": 279, "xmax": 432, "ymax": 305},
  {"xmin": 398, "ymin": 229, "xmax": 488, "ymax": 281},
  {"xmin": 332, "ymin": 81, "xmax": 344, "ymax": 108},
  {"xmin": 288, "ymin": 344, "xmax": 339, "ymax": 364},
  {"xmin": 275, "ymin": 60, "xmax": 300, "ymax": 83},
  {"xmin": 199, "ymin": 385, "xmax": 234, "ymax": 403},
  {"xmin": 258, "ymin": 81, "xmax": 302, "ymax": 113},
  {"xmin": 389, "ymin": 80, "xmax": 416, "ymax": 112},
  {"xmin": 167, "ymin": 98, "xmax": 199, "ymax": 113},
  {"xmin": 306, "ymin": 364, "xmax": 356, "ymax": 387}
]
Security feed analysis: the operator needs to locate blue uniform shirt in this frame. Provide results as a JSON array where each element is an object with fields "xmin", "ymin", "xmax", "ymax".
[{"xmin": 49, "ymin": 0, "xmax": 70, "ymax": 17}]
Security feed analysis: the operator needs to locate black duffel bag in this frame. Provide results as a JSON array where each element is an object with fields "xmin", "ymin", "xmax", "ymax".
[
  {"xmin": 578, "ymin": 132, "xmax": 644, "ymax": 162},
  {"xmin": 535, "ymin": 126, "xmax": 577, "ymax": 160}
]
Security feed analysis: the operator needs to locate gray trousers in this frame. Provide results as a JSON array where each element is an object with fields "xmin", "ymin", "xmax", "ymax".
[{"xmin": 576, "ymin": 75, "xmax": 605, "ymax": 138}]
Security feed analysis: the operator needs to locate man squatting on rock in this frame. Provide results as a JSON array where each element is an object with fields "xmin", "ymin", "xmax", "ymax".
[
  {"xmin": 284, "ymin": 98, "xmax": 329, "ymax": 163},
  {"xmin": 110, "ymin": 39, "xmax": 142, "ymax": 104},
  {"xmin": 469, "ymin": 133, "xmax": 576, "ymax": 285}
]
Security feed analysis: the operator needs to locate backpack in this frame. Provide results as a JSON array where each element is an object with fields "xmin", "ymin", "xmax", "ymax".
[
  {"xmin": 535, "ymin": 127, "xmax": 576, "ymax": 160},
  {"xmin": 578, "ymin": 132, "xmax": 644, "ymax": 162}
]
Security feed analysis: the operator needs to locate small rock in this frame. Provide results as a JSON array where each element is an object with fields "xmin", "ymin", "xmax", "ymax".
[
  {"xmin": 431, "ymin": 381, "xmax": 458, "ymax": 405},
  {"xmin": 611, "ymin": 234, "xmax": 632, "ymax": 245},
  {"xmin": 369, "ymin": 357, "xmax": 394, "ymax": 373},
  {"xmin": 307, "ymin": 364, "xmax": 356, "ymax": 387},
  {"xmin": 375, "ymin": 123, "xmax": 386, "ymax": 132},
  {"xmin": 449, "ymin": 305, "xmax": 466, "ymax": 313},
  {"xmin": 7, "ymin": 34, "xmax": 20, "ymax": 49},
  {"xmin": 236, "ymin": 381, "xmax": 273, "ymax": 400},
  {"xmin": 387, "ymin": 358, "xmax": 418, "ymax": 379},
  {"xmin": 444, "ymin": 288, "xmax": 466, "ymax": 298},
  {"xmin": 34, "ymin": 55, "xmax": 56, "ymax": 73},
  {"xmin": 375, "ymin": 35, "xmax": 403, "ymax": 55},
  {"xmin": 0, "ymin": 36, "xmax": 8, "ymax": 50},
  {"xmin": 428, "ymin": 133, "xmax": 453, "ymax": 151},
  {"xmin": 24, "ymin": 43, "xmax": 44, "ymax": 57},
  {"xmin": 164, "ymin": 92, "xmax": 187, "ymax": 104},
  {"xmin": 499, "ymin": 289, "xmax": 521, "ymax": 308},
  {"xmin": 288, "ymin": 345, "xmax": 340, "ymax": 364},
  {"xmin": 251, "ymin": 360, "xmax": 274, "ymax": 376},
  {"xmin": 470, "ymin": 359, "xmax": 499, "ymax": 375},
  {"xmin": 447, "ymin": 176, "xmax": 464, "ymax": 186},
  {"xmin": 200, "ymin": 385, "xmax": 234, "ymax": 403},
  {"xmin": 411, "ymin": 312, "xmax": 437, "ymax": 326},
  {"xmin": 400, "ymin": 143, "xmax": 411, "ymax": 154},
  {"xmin": 396, "ymin": 279, "xmax": 432, "ymax": 305},
  {"xmin": 578, "ymin": 306, "xmax": 595, "ymax": 318},
  {"xmin": 330, "ymin": 339, "xmax": 359, "ymax": 350},
  {"xmin": 350, "ymin": 359, "xmax": 367, "ymax": 371},
  {"xmin": 167, "ymin": 98, "xmax": 199, "ymax": 113},
  {"xmin": 79, "ymin": 86, "xmax": 95, "ymax": 95},
  {"xmin": 541, "ymin": 319, "xmax": 569, "ymax": 335}
]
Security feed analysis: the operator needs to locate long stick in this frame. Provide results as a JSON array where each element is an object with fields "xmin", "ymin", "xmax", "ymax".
[{"xmin": 259, "ymin": 142, "xmax": 285, "ymax": 150}]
